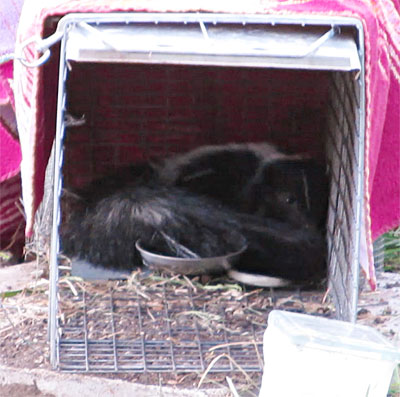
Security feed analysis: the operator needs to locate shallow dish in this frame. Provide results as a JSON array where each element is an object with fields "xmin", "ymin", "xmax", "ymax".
[{"xmin": 135, "ymin": 238, "xmax": 247, "ymax": 275}]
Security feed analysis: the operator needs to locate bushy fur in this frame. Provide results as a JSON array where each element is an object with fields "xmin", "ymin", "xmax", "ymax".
[{"xmin": 62, "ymin": 184, "xmax": 244, "ymax": 270}]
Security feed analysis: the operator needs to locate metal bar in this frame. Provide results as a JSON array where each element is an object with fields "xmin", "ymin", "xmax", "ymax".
[
  {"xmin": 61, "ymin": 13, "xmax": 362, "ymax": 71},
  {"xmin": 188, "ymin": 286, "xmax": 206, "ymax": 372},
  {"xmin": 135, "ymin": 288, "xmax": 147, "ymax": 371},
  {"xmin": 77, "ymin": 22, "xmax": 117, "ymax": 49},
  {"xmin": 39, "ymin": 31, "xmax": 65, "ymax": 52},
  {"xmin": 162, "ymin": 284, "xmax": 176, "ymax": 372},
  {"xmin": 199, "ymin": 21, "xmax": 210, "ymax": 41},
  {"xmin": 351, "ymin": 24, "xmax": 365, "ymax": 322},
  {"xmin": 56, "ymin": 12, "xmax": 364, "ymax": 30},
  {"xmin": 245, "ymin": 293, "xmax": 264, "ymax": 370},
  {"xmin": 83, "ymin": 290, "xmax": 90, "ymax": 371},
  {"xmin": 222, "ymin": 308, "xmax": 234, "ymax": 372},
  {"xmin": 65, "ymin": 23, "xmax": 359, "ymax": 71},
  {"xmin": 109, "ymin": 288, "xmax": 119, "ymax": 371},
  {"xmin": 300, "ymin": 26, "xmax": 338, "ymax": 56},
  {"xmin": 49, "ymin": 26, "xmax": 69, "ymax": 369}
]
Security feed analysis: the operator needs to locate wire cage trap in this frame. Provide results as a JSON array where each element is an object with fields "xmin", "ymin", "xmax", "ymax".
[{"xmin": 46, "ymin": 13, "xmax": 365, "ymax": 374}]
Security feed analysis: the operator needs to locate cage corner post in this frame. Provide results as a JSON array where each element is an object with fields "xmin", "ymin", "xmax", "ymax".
[
  {"xmin": 351, "ymin": 18, "xmax": 366, "ymax": 323},
  {"xmin": 48, "ymin": 26, "xmax": 69, "ymax": 369}
]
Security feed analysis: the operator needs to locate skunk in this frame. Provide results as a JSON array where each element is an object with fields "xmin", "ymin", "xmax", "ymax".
[
  {"xmin": 62, "ymin": 142, "xmax": 328, "ymax": 286},
  {"xmin": 61, "ymin": 183, "xmax": 245, "ymax": 271},
  {"xmin": 158, "ymin": 143, "xmax": 329, "ymax": 230}
]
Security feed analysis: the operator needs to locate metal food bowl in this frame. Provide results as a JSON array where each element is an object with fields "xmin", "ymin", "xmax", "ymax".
[{"xmin": 135, "ymin": 238, "xmax": 247, "ymax": 276}]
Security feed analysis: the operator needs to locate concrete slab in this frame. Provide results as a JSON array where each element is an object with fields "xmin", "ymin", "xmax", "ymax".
[{"xmin": 0, "ymin": 366, "xmax": 227, "ymax": 397}]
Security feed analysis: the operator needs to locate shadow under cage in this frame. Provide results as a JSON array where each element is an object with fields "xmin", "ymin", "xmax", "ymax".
[{"xmin": 47, "ymin": 13, "xmax": 365, "ymax": 373}]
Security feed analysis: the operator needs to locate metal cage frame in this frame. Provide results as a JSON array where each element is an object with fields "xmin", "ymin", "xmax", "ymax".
[{"xmin": 48, "ymin": 12, "xmax": 365, "ymax": 371}]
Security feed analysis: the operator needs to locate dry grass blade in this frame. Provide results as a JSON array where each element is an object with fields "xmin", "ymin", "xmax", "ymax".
[
  {"xmin": 183, "ymin": 275, "xmax": 197, "ymax": 293},
  {"xmin": 59, "ymin": 277, "xmax": 80, "ymax": 296},
  {"xmin": 197, "ymin": 354, "xmax": 227, "ymax": 389},
  {"xmin": 149, "ymin": 274, "xmax": 183, "ymax": 288},
  {"xmin": 201, "ymin": 283, "xmax": 242, "ymax": 292},
  {"xmin": 208, "ymin": 341, "xmax": 260, "ymax": 352},
  {"xmin": 178, "ymin": 310, "xmax": 222, "ymax": 322},
  {"xmin": 209, "ymin": 340, "xmax": 263, "ymax": 369},
  {"xmin": 198, "ymin": 353, "xmax": 255, "ymax": 389},
  {"xmin": 226, "ymin": 376, "xmax": 240, "ymax": 397},
  {"xmin": 134, "ymin": 286, "xmax": 152, "ymax": 300},
  {"xmin": 146, "ymin": 306, "xmax": 156, "ymax": 321},
  {"xmin": 0, "ymin": 299, "xmax": 45, "ymax": 355},
  {"xmin": 0, "ymin": 300, "xmax": 18, "ymax": 333},
  {"xmin": 237, "ymin": 289, "xmax": 263, "ymax": 301},
  {"xmin": 322, "ymin": 287, "xmax": 330, "ymax": 304}
]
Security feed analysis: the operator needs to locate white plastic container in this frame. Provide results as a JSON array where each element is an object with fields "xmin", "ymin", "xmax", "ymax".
[{"xmin": 260, "ymin": 310, "xmax": 400, "ymax": 397}]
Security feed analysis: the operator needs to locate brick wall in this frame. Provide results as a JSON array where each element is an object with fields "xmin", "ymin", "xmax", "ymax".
[{"xmin": 63, "ymin": 62, "xmax": 330, "ymax": 189}]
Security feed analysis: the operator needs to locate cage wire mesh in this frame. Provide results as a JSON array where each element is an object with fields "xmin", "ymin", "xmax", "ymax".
[
  {"xmin": 326, "ymin": 71, "xmax": 363, "ymax": 321},
  {"xmin": 373, "ymin": 235, "xmax": 385, "ymax": 272},
  {"xmin": 45, "ymin": 14, "xmax": 365, "ymax": 373},
  {"xmin": 57, "ymin": 275, "xmax": 269, "ymax": 373}
]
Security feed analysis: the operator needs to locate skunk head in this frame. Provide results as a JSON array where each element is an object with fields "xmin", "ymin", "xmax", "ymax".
[{"xmin": 244, "ymin": 158, "xmax": 329, "ymax": 229}]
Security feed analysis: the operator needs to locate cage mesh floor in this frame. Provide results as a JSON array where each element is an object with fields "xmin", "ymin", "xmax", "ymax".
[{"xmin": 57, "ymin": 272, "xmax": 275, "ymax": 373}]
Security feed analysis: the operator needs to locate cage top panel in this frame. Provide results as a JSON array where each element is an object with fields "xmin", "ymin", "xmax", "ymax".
[{"xmin": 64, "ymin": 18, "xmax": 361, "ymax": 71}]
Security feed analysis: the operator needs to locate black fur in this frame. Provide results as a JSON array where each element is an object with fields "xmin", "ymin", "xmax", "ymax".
[
  {"xmin": 236, "ymin": 214, "xmax": 326, "ymax": 281},
  {"xmin": 62, "ymin": 183, "xmax": 325, "ymax": 281},
  {"xmin": 62, "ymin": 142, "xmax": 329, "ymax": 283},
  {"xmin": 158, "ymin": 142, "xmax": 328, "ymax": 282},
  {"xmin": 243, "ymin": 157, "xmax": 329, "ymax": 230},
  {"xmin": 75, "ymin": 163, "xmax": 157, "ymax": 205},
  {"xmin": 160, "ymin": 146, "xmax": 261, "ymax": 210},
  {"xmin": 159, "ymin": 143, "xmax": 329, "ymax": 230},
  {"xmin": 62, "ymin": 184, "xmax": 245, "ymax": 270}
]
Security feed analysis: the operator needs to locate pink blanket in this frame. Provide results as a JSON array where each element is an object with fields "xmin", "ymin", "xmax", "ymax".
[
  {"xmin": 11, "ymin": 0, "xmax": 400, "ymax": 290},
  {"xmin": 0, "ymin": 0, "xmax": 24, "ymax": 256}
]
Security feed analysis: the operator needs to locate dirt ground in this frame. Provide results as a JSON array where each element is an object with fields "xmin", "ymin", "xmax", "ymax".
[
  {"xmin": 0, "ymin": 383, "xmax": 55, "ymax": 397},
  {"xmin": 357, "ymin": 271, "xmax": 400, "ymax": 342}
]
